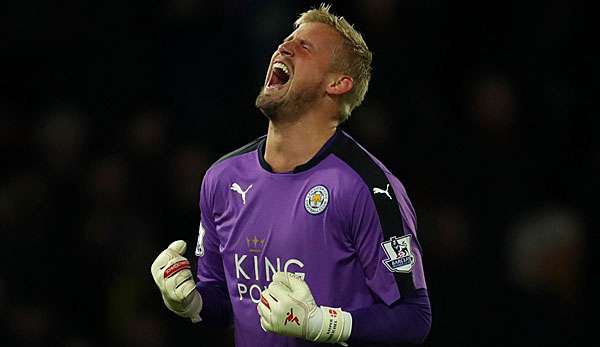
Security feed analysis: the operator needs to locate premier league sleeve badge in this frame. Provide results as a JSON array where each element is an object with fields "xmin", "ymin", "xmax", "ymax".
[{"xmin": 381, "ymin": 235, "xmax": 415, "ymax": 273}]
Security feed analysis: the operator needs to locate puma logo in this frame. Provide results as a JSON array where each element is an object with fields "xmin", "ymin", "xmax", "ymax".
[
  {"xmin": 373, "ymin": 184, "xmax": 392, "ymax": 200},
  {"xmin": 230, "ymin": 183, "xmax": 253, "ymax": 205}
]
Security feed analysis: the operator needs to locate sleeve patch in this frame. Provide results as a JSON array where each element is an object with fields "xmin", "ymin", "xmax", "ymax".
[
  {"xmin": 381, "ymin": 235, "xmax": 415, "ymax": 273},
  {"xmin": 195, "ymin": 223, "xmax": 206, "ymax": 257}
]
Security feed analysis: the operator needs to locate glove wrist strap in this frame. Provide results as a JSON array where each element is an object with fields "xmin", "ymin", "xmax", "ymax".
[
  {"xmin": 164, "ymin": 290, "xmax": 203, "ymax": 323},
  {"xmin": 312, "ymin": 306, "xmax": 352, "ymax": 344}
]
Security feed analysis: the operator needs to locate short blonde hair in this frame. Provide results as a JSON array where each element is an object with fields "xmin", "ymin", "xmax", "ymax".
[{"xmin": 295, "ymin": 4, "xmax": 372, "ymax": 122}]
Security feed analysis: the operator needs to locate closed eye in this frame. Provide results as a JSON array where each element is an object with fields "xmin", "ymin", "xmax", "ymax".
[
  {"xmin": 300, "ymin": 40, "xmax": 311, "ymax": 51},
  {"xmin": 281, "ymin": 35, "xmax": 313, "ymax": 51}
]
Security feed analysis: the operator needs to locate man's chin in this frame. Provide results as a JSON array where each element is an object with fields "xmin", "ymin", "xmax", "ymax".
[
  {"xmin": 256, "ymin": 104, "xmax": 280, "ymax": 120},
  {"xmin": 255, "ymin": 86, "xmax": 316, "ymax": 122},
  {"xmin": 255, "ymin": 91, "xmax": 282, "ymax": 119}
]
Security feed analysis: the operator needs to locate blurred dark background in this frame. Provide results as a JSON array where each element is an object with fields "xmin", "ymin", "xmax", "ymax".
[{"xmin": 1, "ymin": 0, "xmax": 591, "ymax": 346}]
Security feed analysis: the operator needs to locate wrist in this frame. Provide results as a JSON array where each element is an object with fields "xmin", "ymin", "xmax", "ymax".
[
  {"xmin": 309, "ymin": 306, "xmax": 352, "ymax": 344},
  {"xmin": 339, "ymin": 311, "xmax": 352, "ymax": 345},
  {"xmin": 164, "ymin": 289, "xmax": 203, "ymax": 323}
]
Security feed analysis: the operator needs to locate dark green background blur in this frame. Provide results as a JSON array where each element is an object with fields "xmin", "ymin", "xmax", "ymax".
[{"xmin": 1, "ymin": 1, "xmax": 591, "ymax": 346}]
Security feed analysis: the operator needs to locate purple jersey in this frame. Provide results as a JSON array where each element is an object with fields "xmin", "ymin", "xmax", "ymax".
[{"xmin": 196, "ymin": 130, "xmax": 427, "ymax": 346}]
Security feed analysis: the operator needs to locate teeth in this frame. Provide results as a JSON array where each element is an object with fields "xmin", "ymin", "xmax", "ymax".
[{"xmin": 273, "ymin": 62, "xmax": 289, "ymax": 76}]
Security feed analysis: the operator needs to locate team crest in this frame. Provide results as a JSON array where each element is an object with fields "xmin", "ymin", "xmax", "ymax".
[
  {"xmin": 304, "ymin": 185, "xmax": 329, "ymax": 215},
  {"xmin": 381, "ymin": 235, "xmax": 414, "ymax": 273}
]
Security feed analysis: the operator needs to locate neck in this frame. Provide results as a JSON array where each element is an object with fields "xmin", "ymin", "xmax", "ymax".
[{"xmin": 264, "ymin": 111, "xmax": 337, "ymax": 173}]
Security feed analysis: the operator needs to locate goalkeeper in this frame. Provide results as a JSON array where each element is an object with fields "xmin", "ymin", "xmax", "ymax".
[{"xmin": 151, "ymin": 4, "xmax": 431, "ymax": 346}]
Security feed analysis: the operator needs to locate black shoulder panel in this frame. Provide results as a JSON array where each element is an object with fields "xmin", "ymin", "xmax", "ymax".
[
  {"xmin": 331, "ymin": 133, "xmax": 416, "ymax": 298},
  {"xmin": 214, "ymin": 135, "xmax": 266, "ymax": 166}
]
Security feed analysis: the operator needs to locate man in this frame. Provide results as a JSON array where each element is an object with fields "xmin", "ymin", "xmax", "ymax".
[{"xmin": 151, "ymin": 4, "xmax": 431, "ymax": 346}]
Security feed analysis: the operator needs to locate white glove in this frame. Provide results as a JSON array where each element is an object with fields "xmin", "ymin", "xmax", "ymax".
[
  {"xmin": 151, "ymin": 240, "xmax": 202, "ymax": 322},
  {"xmin": 257, "ymin": 272, "xmax": 352, "ymax": 344}
]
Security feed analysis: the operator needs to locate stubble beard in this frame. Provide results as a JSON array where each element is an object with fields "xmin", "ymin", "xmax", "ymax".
[{"xmin": 255, "ymin": 86, "xmax": 320, "ymax": 122}]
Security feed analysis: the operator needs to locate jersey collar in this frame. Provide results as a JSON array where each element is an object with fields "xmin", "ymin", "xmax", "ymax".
[{"xmin": 257, "ymin": 129, "xmax": 341, "ymax": 173}]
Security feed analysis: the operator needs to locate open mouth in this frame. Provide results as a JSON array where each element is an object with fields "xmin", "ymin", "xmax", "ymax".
[{"xmin": 267, "ymin": 62, "xmax": 291, "ymax": 88}]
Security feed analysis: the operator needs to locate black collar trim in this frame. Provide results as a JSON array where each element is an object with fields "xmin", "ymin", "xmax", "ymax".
[{"xmin": 257, "ymin": 129, "xmax": 341, "ymax": 173}]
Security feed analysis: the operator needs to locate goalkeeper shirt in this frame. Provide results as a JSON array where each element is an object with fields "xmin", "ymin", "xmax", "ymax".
[{"xmin": 195, "ymin": 129, "xmax": 428, "ymax": 346}]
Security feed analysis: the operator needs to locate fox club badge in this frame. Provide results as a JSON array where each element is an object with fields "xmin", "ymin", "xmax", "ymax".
[
  {"xmin": 304, "ymin": 185, "xmax": 329, "ymax": 215},
  {"xmin": 381, "ymin": 235, "xmax": 415, "ymax": 273}
]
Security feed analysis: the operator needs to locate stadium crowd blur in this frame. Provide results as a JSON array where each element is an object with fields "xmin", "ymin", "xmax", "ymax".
[{"xmin": 1, "ymin": 1, "xmax": 590, "ymax": 346}]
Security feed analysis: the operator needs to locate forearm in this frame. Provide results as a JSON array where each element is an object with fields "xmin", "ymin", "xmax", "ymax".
[
  {"xmin": 348, "ymin": 288, "xmax": 431, "ymax": 345},
  {"xmin": 196, "ymin": 283, "xmax": 234, "ymax": 328}
]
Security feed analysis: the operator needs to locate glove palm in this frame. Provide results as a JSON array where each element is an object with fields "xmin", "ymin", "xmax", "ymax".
[{"xmin": 257, "ymin": 272, "xmax": 352, "ymax": 344}]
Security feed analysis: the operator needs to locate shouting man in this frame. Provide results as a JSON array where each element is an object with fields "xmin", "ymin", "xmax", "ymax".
[{"xmin": 152, "ymin": 4, "xmax": 432, "ymax": 346}]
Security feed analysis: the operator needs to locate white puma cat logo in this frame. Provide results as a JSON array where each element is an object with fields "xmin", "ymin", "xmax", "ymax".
[
  {"xmin": 373, "ymin": 184, "xmax": 392, "ymax": 200},
  {"xmin": 230, "ymin": 183, "xmax": 253, "ymax": 205}
]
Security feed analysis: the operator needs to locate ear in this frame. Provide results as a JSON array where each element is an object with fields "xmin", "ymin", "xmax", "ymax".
[{"xmin": 326, "ymin": 75, "xmax": 353, "ymax": 96}]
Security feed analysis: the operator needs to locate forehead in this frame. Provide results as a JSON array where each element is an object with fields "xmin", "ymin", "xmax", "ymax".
[{"xmin": 288, "ymin": 22, "xmax": 342, "ymax": 50}]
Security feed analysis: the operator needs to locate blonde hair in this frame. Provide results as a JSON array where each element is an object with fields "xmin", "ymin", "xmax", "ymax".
[{"xmin": 295, "ymin": 3, "xmax": 372, "ymax": 122}]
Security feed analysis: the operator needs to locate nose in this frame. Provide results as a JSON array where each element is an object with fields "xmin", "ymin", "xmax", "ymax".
[{"xmin": 277, "ymin": 41, "xmax": 294, "ymax": 57}]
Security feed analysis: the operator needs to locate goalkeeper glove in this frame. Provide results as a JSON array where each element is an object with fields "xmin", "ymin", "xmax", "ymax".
[
  {"xmin": 257, "ymin": 272, "xmax": 352, "ymax": 344},
  {"xmin": 150, "ymin": 240, "xmax": 202, "ymax": 322}
]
